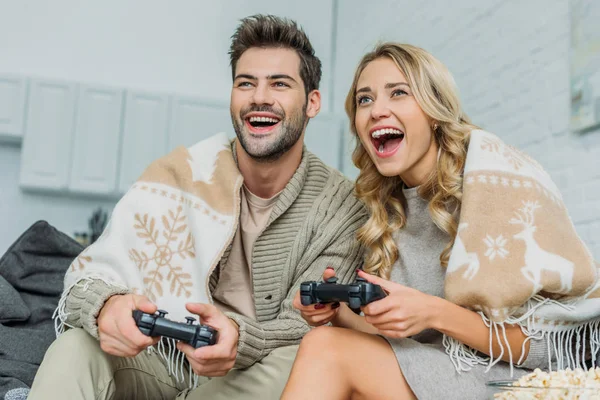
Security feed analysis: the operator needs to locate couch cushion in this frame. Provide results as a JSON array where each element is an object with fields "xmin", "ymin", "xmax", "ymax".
[{"xmin": 0, "ymin": 220, "xmax": 83, "ymax": 397}]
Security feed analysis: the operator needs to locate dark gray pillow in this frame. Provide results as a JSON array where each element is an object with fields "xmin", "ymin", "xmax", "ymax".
[
  {"xmin": 0, "ymin": 220, "xmax": 84, "ymax": 397},
  {"xmin": 0, "ymin": 275, "xmax": 29, "ymax": 323}
]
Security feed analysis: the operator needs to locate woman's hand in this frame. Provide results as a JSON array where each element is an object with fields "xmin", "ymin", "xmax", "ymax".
[
  {"xmin": 357, "ymin": 269, "xmax": 440, "ymax": 339},
  {"xmin": 293, "ymin": 267, "xmax": 341, "ymax": 326}
]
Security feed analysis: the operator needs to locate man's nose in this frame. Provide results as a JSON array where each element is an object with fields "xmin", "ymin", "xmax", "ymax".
[{"xmin": 251, "ymin": 83, "xmax": 274, "ymax": 105}]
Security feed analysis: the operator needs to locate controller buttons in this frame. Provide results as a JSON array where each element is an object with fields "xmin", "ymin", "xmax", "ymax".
[
  {"xmin": 325, "ymin": 277, "xmax": 338, "ymax": 284},
  {"xmin": 185, "ymin": 316, "xmax": 196, "ymax": 325},
  {"xmin": 157, "ymin": 309, "xmax": 168, "ymax": 318}
]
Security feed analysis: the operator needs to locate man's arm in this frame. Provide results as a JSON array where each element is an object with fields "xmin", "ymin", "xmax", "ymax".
[
  {"xmin": 61, "ymin": 279, "xmax": 131, "ymax": 338},
  {"xmin": 225, "ymin": 224, "xmax": 366, "ymax": 369}
]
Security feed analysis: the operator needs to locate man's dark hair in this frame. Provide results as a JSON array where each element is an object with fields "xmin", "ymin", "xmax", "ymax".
[{"xmin": 229, "ymin": 14, "xmax": 322, "ymax": 95}]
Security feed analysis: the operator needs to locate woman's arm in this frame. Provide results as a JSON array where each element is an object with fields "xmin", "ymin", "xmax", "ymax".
[
  {"xmin": 430, "ymin": 297, "xmax": 530, "ymax": 363},
  {"xmin": 357, "ymin": 270, "xmax": 530, "ymax": 364},
  {"xmin": 331, "ymin": 303, "xmax": 378, "ymax": 334}
]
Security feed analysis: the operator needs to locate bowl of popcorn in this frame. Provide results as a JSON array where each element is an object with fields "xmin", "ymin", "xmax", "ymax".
[{"xmin": 487, "ymin": 367, "xmax": 600, "ymax": 399}]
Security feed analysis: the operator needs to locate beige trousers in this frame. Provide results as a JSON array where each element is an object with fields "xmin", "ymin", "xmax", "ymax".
[{"xmin": 29, "ymin": 328, "xmax": 298, "ymax": 400}]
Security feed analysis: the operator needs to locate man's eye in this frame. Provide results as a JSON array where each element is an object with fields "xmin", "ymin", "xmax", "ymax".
[
  {"xmin": 238, "ymin": 81, "xmax": 253, "ymax": 88},
  {"xmin": 274, "ymin": 82, "xmax": 289, "ymax": 88}
]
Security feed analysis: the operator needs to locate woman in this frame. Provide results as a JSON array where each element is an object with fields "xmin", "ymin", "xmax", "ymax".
[{"xmin": 280, "ymin": 43, "xmax": 600, "ymax": 399}]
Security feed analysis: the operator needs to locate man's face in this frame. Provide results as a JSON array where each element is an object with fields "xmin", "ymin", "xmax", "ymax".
[{"xmin": 230, "ymin": 47, "xmax": 314, "ymax": 162}]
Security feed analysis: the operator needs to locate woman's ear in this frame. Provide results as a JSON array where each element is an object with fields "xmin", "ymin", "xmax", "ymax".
[{"xmin": 306, "ymin": 90, "xmax": 321, "ymax": 118}]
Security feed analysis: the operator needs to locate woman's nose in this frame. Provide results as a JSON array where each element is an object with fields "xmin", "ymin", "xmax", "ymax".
[{"xmin": 370, "ymin": 99, "xmax": 392, "ymax": 120}]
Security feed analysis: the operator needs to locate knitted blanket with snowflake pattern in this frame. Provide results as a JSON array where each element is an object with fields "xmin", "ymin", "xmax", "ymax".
[
  {"xmin": 444, "ymin": 130, "xmax": 600, "ymax": 372},
  {"xmin": 58, "ymin": 132, "xmax": 243, "ymax": 325}
]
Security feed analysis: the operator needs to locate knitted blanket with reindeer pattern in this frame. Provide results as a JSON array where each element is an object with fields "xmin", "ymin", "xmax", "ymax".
[
  {"xmin": 56, "ymin": 133, "xmax": 243, "ymax": 328},
  {"xmin": 444, "ymin": 130, "xmax": 600, "ymax": 373}
]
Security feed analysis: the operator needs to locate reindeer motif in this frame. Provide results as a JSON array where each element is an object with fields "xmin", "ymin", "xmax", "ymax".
[
  {"xmin": 509, "ymin": 201, "xmax": 574, "ymax": 293},
  {"xmin": 447, "ymin": 223, "xmax": 480, "ymax": 280}
]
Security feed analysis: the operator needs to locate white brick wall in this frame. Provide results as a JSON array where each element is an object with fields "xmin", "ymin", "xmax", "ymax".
[{"xmin": 334, "ymin": 0, "xmax": 600, "ymax": 258}]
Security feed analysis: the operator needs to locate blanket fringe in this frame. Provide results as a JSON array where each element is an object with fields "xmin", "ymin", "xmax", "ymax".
[
  {"xmin": 443, "ymin": 297, "xmax": 600, "ymax": 376},
  {"xmin": 53, "ymin": 277, "xmax": 202, "ymax": 390}
]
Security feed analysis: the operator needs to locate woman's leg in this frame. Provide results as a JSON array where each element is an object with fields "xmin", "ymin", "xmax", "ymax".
[{"xmin": 281, "ymin": 326, "xmax": 416, "ymax": 400}]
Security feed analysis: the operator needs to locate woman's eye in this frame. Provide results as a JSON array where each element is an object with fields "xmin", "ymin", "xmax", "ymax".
[
  {"xmin": 357, "ymin": 96, "xmax": 372, "ymax": 105},
  {"xmin": 392, "ymin": 89, "xmax": 408, "ymax": 97}
]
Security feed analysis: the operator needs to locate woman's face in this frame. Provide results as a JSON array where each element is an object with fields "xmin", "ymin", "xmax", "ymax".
[{"xmin": 354, "ymin": 57, "xmax": 438, "ymax": 187}]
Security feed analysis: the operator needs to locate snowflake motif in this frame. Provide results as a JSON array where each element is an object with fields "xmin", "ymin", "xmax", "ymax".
[
  {"xmin": 466, "ymin": 176, "xmax": 475, "ymax": 185},
  {"xmin": 483, "ymin": 234, "xmax": 509, "ymax": 261},
  {"xmin": 128, "ymin": 206, "xmax": 196, "ymax": 301},
  {"xmin": 503, "ymin": 148, "xmax": 524, "ymax": 170},
  {"xmin": 72, "ymin": 249, "xmax": 92, "ymax": 272},
  {"xmin": 478, "ymin": 175, "xmax": 488, "ymax": 183},
  {"xmin": 481, "ymin": 137, "xmax": 501, "ymax": 153},
  {"xmin": 512, "ymin": 179, "xmax": 521, "ymax": 188},
  {"xmin": 523, "ymin": 180, "xmax": 533, "ymax": 188},
  {"xmin": 501, "ymin": 178, "xmax": 510, "ymax": 187},
  {"xmin": 489, "ymin": 175, "xmax": 499, "ymax": 185}
]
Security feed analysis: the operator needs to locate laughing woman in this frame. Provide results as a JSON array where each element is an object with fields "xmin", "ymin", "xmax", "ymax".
[{"xmin": 281, "ymin": 43, "xmax": 600, "ymax": 400}]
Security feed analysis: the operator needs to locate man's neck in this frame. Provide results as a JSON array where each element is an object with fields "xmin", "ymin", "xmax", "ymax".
[{"xmin": 235, "ymin": 139, "xmax": 304, "ymax": 199}]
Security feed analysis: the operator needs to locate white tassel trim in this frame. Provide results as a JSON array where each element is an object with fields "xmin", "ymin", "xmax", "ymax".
[
  {"xmin": 443, "ymin": 297, "xmax": 600, "ymax": 376},
  {"xmin": 53, "ymin": 277, "xmax": 203, "ymax": 390}
]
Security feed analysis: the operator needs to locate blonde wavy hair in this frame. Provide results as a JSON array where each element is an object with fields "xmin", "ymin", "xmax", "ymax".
[{"xmin": 346, "ymin": 43, "xmax": 479, "ymax": 279}]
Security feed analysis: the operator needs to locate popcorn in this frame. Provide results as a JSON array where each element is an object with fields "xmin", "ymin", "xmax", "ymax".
[{"xmin": 493, "ymin": 367, "xmax": 600, "ymax": 399}]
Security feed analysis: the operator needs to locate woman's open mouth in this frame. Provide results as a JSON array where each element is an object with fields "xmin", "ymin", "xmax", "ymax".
[
  {"xmin": 244, "ymin": 114, "xmax": 282, "ymax": 135},
  {"xmin": 370, "ymin": 127, "xmax": 404, "ymax": 158}
]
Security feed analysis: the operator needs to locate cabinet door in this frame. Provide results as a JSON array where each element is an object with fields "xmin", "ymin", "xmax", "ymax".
[
  {"xmin": 0, "ymin": 75, "xmax": 28, "ymax": 143},
  {"xmin": 304, "ymin": 113, "xmax": 342, "ymax": 171},
  {"xmin": 118, "ymin": 91, "xmax": 169, "ymax": 194},
  {"xmin": 19, "ymin": 79, "xmax": 77, "ymax": 191},
  {"xmin": 69, "ymin": 85, "xmax": 124, "ymax": 195},
  {"xmin": 168, "ymin": 96, "xmax": 233, "ymax": 150}
]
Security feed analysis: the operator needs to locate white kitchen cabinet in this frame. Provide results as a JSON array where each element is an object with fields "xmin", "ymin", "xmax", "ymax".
[
  {"xmin": 68, "ymin": 85, "xmax": 124, "ymax": 195},
  {"xmin": 0, "ymin": 75, "xmax": 28, "ymax": 143},
  {"xmin": 118, "ymin": 91, "xmax": 170, "ymax": 194},
  {"xmin": 19, "ymin": 79, "xmax": 77, "ymax": 191},
  {"xmin": 168, "ymin": 96, "xmax": 233, "ymax": 150}
]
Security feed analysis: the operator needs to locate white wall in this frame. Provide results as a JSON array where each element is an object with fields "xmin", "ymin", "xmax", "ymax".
[
  {"xmin": 0, "ymin": 0, "xmax": 335, "ymax": 111},
  {"xmin": 334, "ymin": 0, "xmax": 600, "ymax": 258},
  {"xmin": 0, "ymin": 0, "xmax": 336, "ymax": 254},
  {"xmin": 1, "ymin": 0, "xmax": 599, "ymax": 258}
]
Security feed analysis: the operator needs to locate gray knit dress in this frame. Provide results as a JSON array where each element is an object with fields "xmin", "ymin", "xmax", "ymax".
[{"xmin": 386, "ymin": 186, "xmax": 552, "ymax": 400}]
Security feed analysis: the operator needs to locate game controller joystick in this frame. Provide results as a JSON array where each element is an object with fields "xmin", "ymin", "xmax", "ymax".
[
  {"xmin": 133, "ymin": 309, "xmax": 217, "ymax": 348},
  {"xmin": 300, "ymin": 276, "xmax": 387, "ymax": 310}
]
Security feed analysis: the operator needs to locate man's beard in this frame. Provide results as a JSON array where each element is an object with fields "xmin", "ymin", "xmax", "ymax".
[{"xmin": 231, "ymin": 103, "xmax": 308, "ymax": 163}]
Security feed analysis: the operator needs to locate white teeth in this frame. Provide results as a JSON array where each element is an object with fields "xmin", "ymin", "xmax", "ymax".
[
  {"xmin": 378, "ymin": 144, "xmax": 384, "ymax": 152},
  {"xmin": 371, "ymin": 128, "xmax": 403, "ymax": 138},
  {"xmin": 248, "ymin": 116, "xmax": 280, "ymax": 123}
]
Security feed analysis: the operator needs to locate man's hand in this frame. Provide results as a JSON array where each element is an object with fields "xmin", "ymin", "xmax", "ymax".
[
  {"xmin": 97, "ymin": 294, "xmax": 159, "ymax": 357},
  {"xmin": 176, "ymin": 303, "xmax": 239, "ymax": 377},
  {"xmin": 293, "ymin": 266, "xmax": 341, "ymax": 326}
]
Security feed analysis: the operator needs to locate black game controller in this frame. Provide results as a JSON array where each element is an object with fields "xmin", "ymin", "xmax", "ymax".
[
  {"xmin": 300, "ymin": 277, "xmax": 387, "ymax": 310},
  {"xmin": 133, "ymin": 309, "xmax": 217, "ymax": 348}
]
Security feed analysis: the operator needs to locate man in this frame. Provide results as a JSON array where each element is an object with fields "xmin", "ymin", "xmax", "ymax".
[{"xmin": 29, "ymin": 14, "xmax": 366, "ymax": 400}]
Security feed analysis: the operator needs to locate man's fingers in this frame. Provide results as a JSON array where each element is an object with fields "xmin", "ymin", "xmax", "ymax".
[
  {"xmin": 119, "ymin": 316, "xmax": 155, "ymax": 348},
  {"xmin": 193, "ymin": 343, "xmax": 233, "ymax": 361},
  {"xmin": 133, "ymin": 295, "xmax": 157, "ymax": 314},
  {"xmin": 186, "ymin": 303, "xmax": 220, "ymax": 322}
]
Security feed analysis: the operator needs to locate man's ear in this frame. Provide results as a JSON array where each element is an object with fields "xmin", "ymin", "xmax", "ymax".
[{"xmin": 305, "ymin": 89, "xmax": 321, "ymax": 118}]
